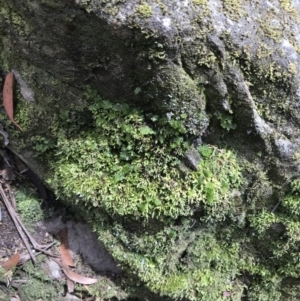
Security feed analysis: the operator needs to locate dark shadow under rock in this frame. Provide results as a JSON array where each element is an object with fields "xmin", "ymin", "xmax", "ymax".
[{"xmin": 40, "ymin": 216, "xmax": 122, "ymax": 275}]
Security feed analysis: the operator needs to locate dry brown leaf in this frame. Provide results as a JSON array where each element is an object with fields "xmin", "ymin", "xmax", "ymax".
[
  {"xmin": 62, "ymin": 265, "xmax": 98, "ymax": 285},
  {"xmin": 54, "ymin": 259, "xmax": 97, "ymax": 285},
  {"xmin": 0, "ymin": 252, "xmax": 20, "ymax": 271},
  {"xmin": 2, "ymin": 72, "xmax": 23, "ymax": 131},
  {"xmin": 59, "ymin": 228, "xmax": 74, "ymax": 267}
]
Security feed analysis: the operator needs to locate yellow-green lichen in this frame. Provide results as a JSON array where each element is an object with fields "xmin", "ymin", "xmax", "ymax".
[
  {"xmin": 221, "ymin": 0, "xmax": 246, "ymax": 21},
  {"xmin": 279, "ymin": 0, "xmax": 297, "ymax": 15},
  {"xmin": 258, "ymin": 18, "xmax": 283, "ymax": 43},
  {"xmin": 155, "ymin": 0, "xmax": 167, "ymax": 14},
  {"xmin": 196, "ymin": 45, "xmax": 218, "ymax": 68},
  {"xmin": 288, "ymin": 63, "xmax": 297, "ymax": 75},
  {"xmin": 135, "ymin": 3, "xmax": 152, "ymax": 18},
  {"xmin": 192, "ymin": 0, "xmax": 206, "ymax": 5},
  {"xmin": 295, "ymin": 45, "xmax": 300, "ymax": 54}
]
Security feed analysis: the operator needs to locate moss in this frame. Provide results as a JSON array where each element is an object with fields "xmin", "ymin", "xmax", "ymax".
[
  {"xmin": 22, "ymin": 88, "xmax": 244, "ymax": 301},
  {"xmin": 91, "ymin": 218, "xmax": 245, "ymax": 301},
  {"xmin": 19, "ymin": 278, "xmax": 59, "ymax": 301},
  {"xmin": 39, "ymin": 0, "xmax": 66, "ymax": 9},
  {"xmin": 162, "ymin": 274, "xmax": 189, "ymax": 293},
  {"xmin": 0, "ymin": 289, "xmax": 6, "ymax": 301},
  {"xmin": 88, "ymin": 276, "xmax": 128, "ymax": 300},
  {"xmin": 196, "ymin": 47, "xmax": 218, "ymax": 68},
  {"xmin": 18, "ymin": 257, "xmax": 61, "ymax": 301},
  {"xmin": 135, "ymin": 3, "xmax": 153, "ymax": 18},
  {"xmin": 14, "ymin": 187, "xmax": 46, "ymax": 230},
  {"xmin": 152, "ymin": 65, "xmax": 208, "ymax": 136},
  {"xmin": 46, "ymin": 89, "xmax": 242, "ymax": 220},
  {"xmin": 0, "ymin": 3, "xmax": 30, "ymax": 35},
  {"xmin": 0, "ymin": 80, "xmax": 246, "ymax": 300}
]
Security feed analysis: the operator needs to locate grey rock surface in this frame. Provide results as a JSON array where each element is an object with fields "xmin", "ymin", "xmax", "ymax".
[{"xmin": 0, "ymin": 0, "xmax": 299, "ymax": 185}]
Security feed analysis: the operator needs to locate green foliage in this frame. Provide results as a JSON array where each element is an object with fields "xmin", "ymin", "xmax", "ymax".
[
  {"xmin": 47, "ymin": 89, "xmax": 242, "ymax": 220},
  {"xmin": 247, "ymin": 279, "xmax": 282, "ymax": 301},
  {"xmin": 19, "ymin": 257, "xmax": 61, "ymax": 301},
  {"xmin": 14, "ymin": 187, "xmax": 45, "ymax": 229},
  {"xmin": 282, "ymin": 180, "xmax": 300, "ymax": 215},
  {"xmin": 31, "ymin": 135, "xmax": 56, "ymax": 154},
  {"xmin": 216, "ymin": 112, "xmax": 237, "ymax": 131},
  {"xmin": 249, "ymin": 210, "xmax": 277, "ymax": 234},
  {"xmin": 198, "ymin": 144, "xmax": 213, "ymax": 158},
  {"xmin": 91, "ymin": 217, "xmax": 246, "ymax": 301},
  {"xmin": 88, "ymin": 277, "xmax": 128, "ymax": 300}
]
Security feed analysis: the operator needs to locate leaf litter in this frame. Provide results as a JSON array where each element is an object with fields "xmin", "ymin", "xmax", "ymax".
[
  {"xmin": 2, "ymin": 72, "xmax": 23, "ymax": 131},
  {"xmin": 0, "ymin": 253, "xmax": 20, "ymax": 271},
  {"xmin": 54, "ymin": 259, "xmax": 98, "ymax": 285},
  {"xmin": 59, "ymin": 228, "xmax": 74, "ymax": 267},
  {"xmin": 0, "ymin": 149, "xmax": 103, "ymax": 300},
  {"xmin": 0, "ymin": 84, "xmax": 120, "ymax": 298}
]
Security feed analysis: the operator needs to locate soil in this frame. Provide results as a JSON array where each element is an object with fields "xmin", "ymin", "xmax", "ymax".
[{"xmin": 0, "ymin": 203, "xmax": 22, "ymax": 256}]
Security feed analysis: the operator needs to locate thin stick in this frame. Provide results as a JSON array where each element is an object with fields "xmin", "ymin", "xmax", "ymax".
[
  {"xmin": 19, "ymin": 251, "xmax": 42, "ymax": 265},
  {"xmin": 0, "ymin": 185, "xmax": 36, "ymax": 262},
  {"xmin": 14, "ymin": 211, "xmax": 56, "ymax": 255},
  {"xmin": 2, "ymin": 185, "xmax": 57, "ymax": 257},
  {"xmin": 7, "ymin": 184, "xmax": 16, "ymax": 210},
  {"xmin": 271, "ymin": 201, "xmax": 281, "ymax": 213}
]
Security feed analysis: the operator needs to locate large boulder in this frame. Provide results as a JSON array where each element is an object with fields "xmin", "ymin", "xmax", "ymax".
[{"xmin": 1, "ymin": 0, "xmax": 300, "ymax": 300}]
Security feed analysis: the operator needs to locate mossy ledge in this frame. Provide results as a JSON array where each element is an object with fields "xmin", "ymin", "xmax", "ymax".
[
  {"xmin": 6, "ymin": 85, "xmax": 300, "ymax": 300},
  {"xmin": 47, "ymin": 89, "xmax": 245, "ymax": 300}
]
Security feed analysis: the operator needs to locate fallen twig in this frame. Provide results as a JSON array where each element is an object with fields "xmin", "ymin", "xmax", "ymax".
[
  {"xmin": 13, "ymin": 211, "xmax": 56, "ymax": 256},
  {"xmin": 0, "ymin": 185, "xmax": 36, "ymax": 262},
  {"xmin": 0, "ymin": 185, "xmax": 56, "ymax": 262},
  {"xmin": 6, "ymin": 184, "xmax": 16, "ymax": 210},
  {"xmin": 19, "ymin": 251, "xmax": 41, "ymax": 265}
]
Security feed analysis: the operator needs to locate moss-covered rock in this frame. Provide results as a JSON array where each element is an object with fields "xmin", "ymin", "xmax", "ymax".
[{"xmin": 2, "ymin": 0, "xmax": 300, "ymax": 300}]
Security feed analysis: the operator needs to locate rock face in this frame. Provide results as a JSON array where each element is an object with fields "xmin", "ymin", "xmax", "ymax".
[
  {"xmin": 1, "ymin": 0, "xmax": 300, "ymax": 300},
  {"xmin": 1, "ymin": 0, "xmax": 300, "ymax": 182}
]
